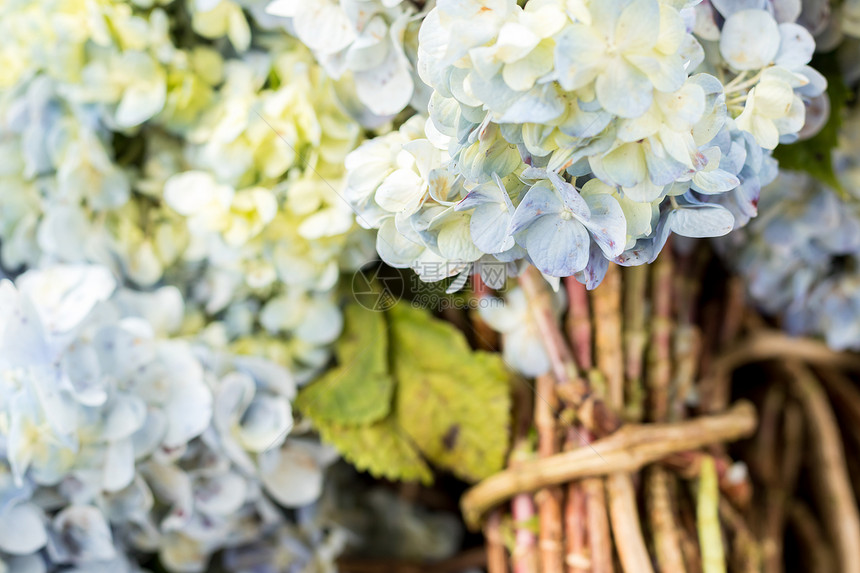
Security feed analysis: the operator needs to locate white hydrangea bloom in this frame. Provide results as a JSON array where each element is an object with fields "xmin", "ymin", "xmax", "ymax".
[
  {"xmin": 265, "ymin": 0, "xmax": 425, "ymax": 119},
  {"xmin": 346, "ymin": 0, "xmax": 826, "ymax": 291}
]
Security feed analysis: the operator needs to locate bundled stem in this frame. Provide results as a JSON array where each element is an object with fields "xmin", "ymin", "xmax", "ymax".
[
  {"xmin": 592, "ymin": 265, "xmax": 624, "ymax": 409},
  {"xmin": 696, "ymin": 456, "xmax": 726, "ymax": 573},
  {"xmin": 623, "ymin": 265, "xmax": 649, "ymax": 422},
  {"xmin": 785, "ymin": 361, "xmax": 860, "ymax": 573},
  {"xmin": 646, "ymin": 467, "xmax": 687, "ymax": 573},
  {"xmin": 511, "ymin": 384, "xmax": 538, "ymax": 573},
  {"xmin": 566, "ymin": 277, "xmax": 593, "ymax": 371},
  {"xmin": 520, "ymin": 267, "xmax": 579, "ymax": 385},
  {"xmin": 787, "ymin": 501, "xmax": 837, "ymax": 573},
  {"xmin": 462, "ymin": 402, "xmax": 757, "ymax": 529},
  {"xmin": 593, "ymin": 265, "xmax": 652, "ymax": 573},
  {"xmin": 536, "ymin": 374, "xmax": 564, "ymax": 573},
  {"xmin": 608, "ymin": 472, "xmax": 654, "ymax": 573},
  {"xmin": 484, "ymin": 510, "xmax": 507, "ymax": 573}
]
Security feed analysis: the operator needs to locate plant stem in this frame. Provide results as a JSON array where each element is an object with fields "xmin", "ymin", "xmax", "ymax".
[
  {"xmin": 585, "ymin": 477, "xmax": 615, "ymax": 573},
  {"xmin": 565, "ymin": 277, "xmax": 593, "ymax": 371},
  {"xmin": 593, "ymin": 266, "xmax": 652, "ymax": 573},
  {"xmin": 510, "ymin": 384, "xmax": 539, "ymax": 573},
  {"xmin": 623, "ymin": 265, "xmax": 648, "ymax": 422},
  {"xmin": 520, "ymin": 266, "xmax": 579, "ymax": 383},
  {"xmin": 536, "ymin": 374, "xmax": 564, "ymax": 573},
  {"xmin": 484, "ymin": 510, "xmax": 508, "ymax": 573},
  {"xmin": 461, "ymin": 401, "xmax": 758, "ymax": 529},
  {"xmin": 649, "ymin": 253, "xmax": 673, "ymax": 422},
  {"xmin": 471, "ymin": 275, "xmax": 499, "ymax": 351},
  {"xmin": 520, "ymin": 266, "xmax": 619, "ymax": 435},
  {"xmin": 709, "ymin": 330, "xmax": 860, "ymax": 375},
  {"xmin": 786, "ymin": 361, "xmax": 860, "ymax": 573},
  {"xmin": 563, "ymin": 442, "xmax": 590, "ymax": 573},
  {"xmin": 718, "ymin": 498, "xmax": 760, "ymax": 573},
  {"xmin": 696, "ymin": 456, "xmax": 726, "ymax": 573},
  {"xmin": 607, "ymin": 472, "xmax": 654, "ymax": 573},
  {"xmin": 592, "ymin": 265, "xmax": 624, "ymax": 410},
  {"xmin": 646, "ymin": 466, "xmax": 687, "ymax": 573},
  {"xmin": 787, "ymin": 501, "xmax": 837, "ymax": 573}
]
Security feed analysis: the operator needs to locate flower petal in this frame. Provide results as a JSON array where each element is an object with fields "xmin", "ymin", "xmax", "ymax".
[
  {"xmin": 719, "ymin": 10, "xmax": 780, "ymax": 71},
  {"xmin": 525, "ymin": 215, "xmax": 590, "ymax": 276},
  {"xmin": 0, "ymin": 503, "xmax": 47, "ymax": 555},
  {"xmin": 509, "ymin": 183, "xmax": 561, "ymax": 235},
  {"xmin": 259, "ymin": 440, "xmax": 325, "ymax": 507},
  {"xmin": 669, "ymin": 204, "xmax": 735, "ymax": 237},
  {"xmin": 595, "ymin": 59, "xmax": 653, "ymax": 118}
]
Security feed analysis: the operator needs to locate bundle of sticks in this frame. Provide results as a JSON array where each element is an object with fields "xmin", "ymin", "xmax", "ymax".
[{"xmin": 463, "ymin": 247, "xmax": 860, "ymax": 573}]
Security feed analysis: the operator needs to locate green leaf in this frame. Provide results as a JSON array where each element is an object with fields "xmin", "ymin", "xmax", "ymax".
[
  {"xmin": 296, "ymin": 304, "xmax": 393, "ymax": 425},
  {"xmin": 389, "ymin": 304, "xmax": 511, "ymax": 482},
  {"xmin": 316, "ymin": 417, "xmax": 433, "ymax": 485},
  {"xmin": 298, "ymin": 301, "xmax": 511, "ymax": 485},
  {"xmin": 773, "ymin": 52, "xmax": 851, "ymax": 197}
]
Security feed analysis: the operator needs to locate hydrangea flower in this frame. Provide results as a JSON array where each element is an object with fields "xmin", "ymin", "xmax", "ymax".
[
  {"xmin": 264, "ymin": 0, "xmax": 426, "ymax": 119},
  {"xmin": 345, "ymin": 0, "xmax": 825, "ymax": 293},
  {"xmin": 0, "ymin": 2, "xmax": 378, "ymax": 570},
  {"xmin": 718, "ymin": 106, "xmax": 860, "ymax": 350},
  {"xmin": 0, "ymin": 266, "xmax": 342, "ymax": 571}
]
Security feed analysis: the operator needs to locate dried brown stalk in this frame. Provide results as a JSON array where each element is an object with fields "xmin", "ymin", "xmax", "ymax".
[
  {"xmin": 461, "ymin": 401, "xmax": 757, "ymax": 529},
  {"xmin": 510, "ymin": 384, "xmax": 539, "ymax": 573},
  {"xmin": 662, "ymin": 451, "xmax": 751, "ymax": 508},
  {"xmin": 719, "ymin": 277, "xmax": 746, "ymax": 348},
  {"xmin": 519, "ymin": 266, "xmax": 579, "ymax": 385},
  {"xmin": 484, "ymin": 510, "xmax": 508, "ymax": 573},
  {"xmin": 816, "ymin": 366, "xmax": 860, "ymax": 446},
  {"xmin": 646, "ymin": 467, "xmax": 687, "ymax": 573},
  {"xmin": 563, "ymin": 462, "xmax": 589, "ymax": 573},
  {"xmin": 677, "ymin": 489, "xmax": 704, "ymax": 573},
  {"xmin": 786, "ymin": 361, "xmax": 860, "ymax": 573},
  {"xmin": 566, "ymin": 276, "xmax": 593, "ymax": 371},
  {"xmin": 787, "ymin": 501, "xmax": 837, "ymax": 573},
  {"xmin": 753, "ymin": 388, "xmax": 802, "ymax": 573},
  {"xmin": 521, "ymin": 266, "xmax": 620, "ymax": 435},
  {"xmin": 536, "ymin": 374, "xmax": 564, "ymax": 573},
  {"xmin": 642, "ymin": 254, "xmax": 687, "ymax": 573},
  {"xmin": 592, "ymin": 265, "xmax": 624, "ymax": 409},
  {"xmin": 608, "ymin": 472, "xmax": 654, "ymax": 573},
  {"xmin": 623, "ymin": 265, "xmax": 649, "ymax": 422},
  {"xmin": 584, "ymin": 478, "xmax": 614, "ymax": 573},
  {"xmin": 562, "ymin": 277, "xmax": 608, "ymax": 573},
  {"xmin": 471, "ymin": 275, "xmax": 499, "ymax": 351},
  {"xmin": 593, "ymin": 265, "xmax": 652, "ymax": 573},
  {"xmin": 671, "ymin": 324, "xmax": 701, "ymax": 420},
  {"xmin": 649, "ymin": 250, "xmax": 674, "ymax": 423},
  {"xmin": 718, "ymin": 498, "xmax": 760, "ymax": 573},
  {"xmin": 512, "ymin": 493, "xmax": 539, "ymax": 573},
  {"xmin": 709, "ymin": 330, "xmax": 860, "ymax": 375}
]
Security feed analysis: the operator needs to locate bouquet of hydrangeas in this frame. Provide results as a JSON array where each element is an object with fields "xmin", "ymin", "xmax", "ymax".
[{"xmin": 2, "ymin": 0, "xmax": 860, "ymax": 572}]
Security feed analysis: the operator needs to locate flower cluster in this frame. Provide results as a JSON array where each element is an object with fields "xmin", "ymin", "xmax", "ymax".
[
  {"xmin": 0, "ymin": 0, "xmax": 371, "ymax": 381},
  {"xmin": 719, "ymin": 106, "xmax": 860, "ymax": 350},
  {"xmin": 0, "ymin": 266, "xmax": 341, "ymax": 572},
  {"xmin": 0, "ymin": 0, "xmax": 374, "ymax": 570},
  {"xmin": 263, "ymin": 0, "xmax": 429, "ymax": 121},
  {"xmin": 343, "ymin": 0, "xmax": 824, "ymax": 289}
]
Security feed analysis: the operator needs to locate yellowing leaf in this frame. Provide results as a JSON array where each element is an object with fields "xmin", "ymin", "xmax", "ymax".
[
  {"xmin": 389, "ymin": 304, "xmax": 511, "ymax": 482},
  {"xmin": 297, "ymin": 304, "xmax": 393, "ymax": 425},
  {"xmin": 316, "ymin": 417, "xmax": 433, "ymax": 485},
  {"xmin": 298, "ymin": 301, "xmax": 511, "ymax": 485}
]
